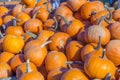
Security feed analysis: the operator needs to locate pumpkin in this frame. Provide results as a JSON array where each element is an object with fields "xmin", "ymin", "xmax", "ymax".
[
  {"xmin": 67, "ymin": 0, "xmax": 87, "ymax": 12},
  {"xmin": 106, "ymin": 40, "xmax": 120, "ymax": 66},
  {"xmin": 12, "ymin": 4, "xmax": 23, "ymax": 17},
  {"xmin": 23, "ymin": 8, "xmax": 33, "ymax": 17},
  {"xmin": 3, "ymin": 34, "xmax": 24, "ymax": 54},
  {"xmin": 10, "ymin": 54, "xmax": 25, "ymax": 72},
  {"xmin": 59, "ymin": 15, "xmax": 75, "ymax": 32},
  {"xmin": 108, "ymin": 22, "xmax": 120, "ymax": 40},
  {"xmin": 49, "ymin": 32, "xmax": 72, "ymax": 52},
  {"xmin": 61, "ymin": 68, "xmax": 88, "ymax": 80},
  {"xmin": 22, "ymin": 0, "xmax": 36, "ymax": 8},
  {"xmin": 45, "ymin": 51, "xmax": 67, "ymax": 72},
  {"xmin": 47, "ymin": 67, "xmax": 68, "ymax": 80},
  {"xmin": 24, "ymin": 11, "xmax": 43, "ymax": 34},
  {"xmin": 66, "ymin": 41, "xmax": 83, "ymax": 61},
  {"xmin": 32, "ymin": 6, "xmax": 50, "ymax": 22},
  {"xmin": 24, "ymin": 41, "xmax": 51, "ymax": 67},
  {"xmin": 80, "ymin": 1, "xmax": 104, "ymax": 20},
  {"xmin": 77, "ymin": 29, "xmax": 85, "ymax": 43},
  {"xmin": 37, "ymin": 30, "xmax": 55, "ymax": 43},
  {"xmin": 84, "ymin": 16, "xmax": 110, "ymax": 46},
  {"xmin": 19, "ymin": 59, "xmax": 44, "ymax": 80},
  {"xmin": 0, "ymin": 62, "xmax": 13, "ymax": 78},
  {"xmin": 0, "ymin": 6, "xmax": 8, "ymax": 17},
  {"xmin": 113, "ymin": 8, "xmax": 120, "ymax": 21},
  {"xmin": 16, "ymin": 12, "xmax": 31, "ymax": 26},
  {"xmin": 81, "ymin": 36, "xmax": 103, "ymax": 62},
  {"xmin": 0, "ymin": 52, "xmax": 14, "ymax": 64},
  {"xmin": 5, "ymin": 18, "xmax": 24, "ymax": 36},
  {"xmin": 23, "ymin": 33, "xmax": 33, "ymax": 43},
  {"xmin": 58, "ymin": 15, "xmax": 84, "ymax": 38},
  {"xmin": 3, "ymin": 15, "xmax": 14, "ymax": 24},
  {"xmin": 54, "ymin": 6, "xmax": 73, "ymax": 21},
  {"xmin": 16, "ymin": 59, "xmax": 37, "ymax": 78},
  {"xmin": 84, "ymin": 49, "xmax": 116, "ymax": 79}
]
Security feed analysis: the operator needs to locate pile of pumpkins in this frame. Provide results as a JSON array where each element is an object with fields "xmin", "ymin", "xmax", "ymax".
[{"xmin": 0, "ymin": 0, "xmax": 120, "ymax": 80}]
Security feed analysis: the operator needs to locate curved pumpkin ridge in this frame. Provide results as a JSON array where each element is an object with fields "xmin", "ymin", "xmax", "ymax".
[{"xmin": 40, "ymin": 40, "xmax": 52, "ymax": 48}]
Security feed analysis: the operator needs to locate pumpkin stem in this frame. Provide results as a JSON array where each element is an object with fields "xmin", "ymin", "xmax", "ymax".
[
  {"xmin": 66, "ymin": 62, "xmax": 72, "ymax": 69},
  {"xmin": 32, "ymin": 10, "xmax": 40, "ymax": 19},
  {"xmin": 60, "ymin": 40, "xmax": 65, "ymax": 53},
  {"xmin": 67, "ymin": 61, "xmax": 84, "ymax": 66},
  {"xmin": 0, "ymin": 30, "xmax": 3, "ymax": 38},
  {"xmin": 13, "ymin": 18, "xmax": 17, "ymax": 26},
  {"xmin": 105, "ymin": 73, "xmax": 111, "ymax": 80},
  {"xmin": 101, "ymin": 49, "xmax": 106, "ymax": 59},
  {"xmin": 26, "ymin": 31, "xmax": 37, "ymax": 39},
  {"xmin": 57, "ymin": 15, "xmax": 70, "ymax": 26},
  {"xmin": 26, "ymin": 59, "xmax": 32, "ymax": 73},
  {"xmin": 53, "ymin": 16, "xmax": 58, "ymax": 30},
  {"xmin": 22, "ymin": 4, "xmax": 26, "ymax": 11},
  {"xmin": 2, "ymin": 24, "xmax": 6, "ymax": 32},
  {"xmin": 104, "ymin": 5, "xmax": 113, "ymax": 24},
  {"xmin": 95, "ymin": 35, "xmax": 101, "ymax": 50},
  {"xmin": 40, "ymin": 40, "xmax": 52, "ymax": 48},
  {"xmin": 98, "ymin": 16, "xmax": 107, "ymax": 27},
  {"xmin": 44, "ymin": 0, "xmax": 53, "ymax": 13}
]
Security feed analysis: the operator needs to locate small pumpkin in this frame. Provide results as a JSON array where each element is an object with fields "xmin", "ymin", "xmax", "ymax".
[
  {"xmin": 24, "ymin": 11, "xmax": 43, "ymax": 34},
  {"xmin": 24, "ymin": 41, "xmax": 51, "ymax": 67},
  {"xmin": 0, "ymin": 6, "xmax": 9, "ymax": 17},
  {"xmin": 22, "ymin": 0, "xmax": 36, "ymax": 8},
  {"xmin": 16, "ymin": 59, "xmax": 37, "ymax": 78},
  {"xmin": 0, "ymin": 62, "xmax": 13, "ymax": 78},
  {"xmin": 61, "ymin": 68, "xmax": 88, "ymax": 80},
  {"xmin": 3, "ymin": 15, "xmax": 14, "ymax": 24},
  {"xmin": 5, "ymin": 18, "xmax": 24, "ymax": 36},
  {"xmin": 16, "ymin": 12, "xmax": 31, "ymax": 26},
  {"xmin": 0, "ymin": 17, "xmax": 2, "ymax": 27},
  {"xmin": 84, "ymin": 16, "xmax": 110, "ymax": 46},
  {"xmin": 66, "ymin": 41, "xmax": 83, "ymax": 61},
  {"xmin": 113, "ymin": 8, "xmax": 120, "ymax": 21},
  {"xmin": 0, "ymin": 52, "xmax": 15, "ymax": 64},
  {"xmin": 67, "ymin": 0, "xmax": 87, "ymax": 12},
  {"xmin": 3, "ymin": 34, "xmax": 24, "ymax": 54},
  {"xmin": 84, "ymin": 49, "xmax": 116, "ymax": 79},
  {"xmin": 49, "ymin": 32, "xmax": 72, "ymax": 52},
  {"xmin": 45, "ymin": 51, "xmax": 67, "ymax": 72},
  {"xmin": 19, "ymin": 59, "xmax": 44, "ymax": 80},
  {"xmin": 80, "ymin": 1, "xmax": 104, "ymax": 20},
  {"xmin": 106, "ymin": 40, "xmax": 120, "ymax": 66},
  {"xmin": 10, "ymin": 54, "xmax": 25, "ymax": 72}
]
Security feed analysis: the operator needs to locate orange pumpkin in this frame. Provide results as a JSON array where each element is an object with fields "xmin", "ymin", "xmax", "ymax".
[
  {"xmin": 84, "ymin": 16, "xmax": 110, "ymax": 46},
  {"xmin": 24, "ymin": 41, "xmax": 50, "ymax": 67},
  {"xmin": 16, "ymin": 12, "xmax": 31, "ymax": 26},
  {"xmin": 67, "ymin": 0, "xmax": 87, "ymax": 12},
  {"xmin": 23, "ymin": 8, "xmax": 33, "ymax": 17},
  {"xmin": 54, "ymin": 6, "xmax": 73, "ymax": 21},
  {"xmin": 0, "ymin": 62, "xmax": 13, "ymax": 78},
  {"xmin": 0, "ymin": 17, "xmax": 2, "ymax": 27},
  {"xmin": 84, "ymin": 49, "xmax": 116, "ymax": 79},
  {"xmin": 24, "ymin": 11, "xmax": 43, "ymax": 34},
  {"xmin": 16, "ymin": 60, "xmax": 37, "ymax": 78},
  {"xmin": 3, "ymin": 34, "xmax": 24, "ymax": 54},
  {"xmin": 108, "ymin": 22, "xmax": 120, "ymax": 39},
  {"xmin": 0, "ymin": 6, "xmax": 8, "ymax": 17},
  {"xmin": 61, "ymin": 68, "xmax": 88, "ymax": 80},
  {"xmin": 49, "ymin": 32, "xmax": 72, "ymax": 52},
  {"xmin": 19, "ymin": 59, "xmax": 44, "ymax": 80},
  {"xmin": 80, "ymin": 1, "xmax": 104, "ymax": 20},
  {"xmin": 0, "ymin": 52, "xmax": 14, "ymax": 64},
  {"xmin": 45, "ymin": 51, "xmax": 67, "ymax": 72},
  {"xmin": 22, "ymin": 0, "xmax": 36, "ymax": 8},
  {"xmin": 77, "ymin": 29, "xmax": 85, "ymax": 43},
  {"xmin": 5, "ymin": 18, "xmax": 24, "ymax": 36},
  {"xmin": 32, "ymin": 7, "xmax": 50, "ymax": 22},
  {"xmin": 10, "ymin": 54, "xmax": 25, "ymax": 72},
  {"xmin": 47, "ymin": 67, "xmax": 68, "ymax": 80},
  {"xmin": 106, "ymin": 40, "xmax": 120, "ymax": 66},
  {"xmin": 66, "ymin": 41, "xmax": 83, "ymax": 61},
  {"xmin": 12, "ymin": 4, "xmax": 23, "ymax": 17},
  {"xmin": 113, "ymin": 8, "xmax": 120, "ymax": 21},
  {"xmin": 23, "ymin": 33, "xmax": 32, "ymax": 43},
  {"xmin": 3, "ymin": 15, "xmax": 14, "ymax": 24}
]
